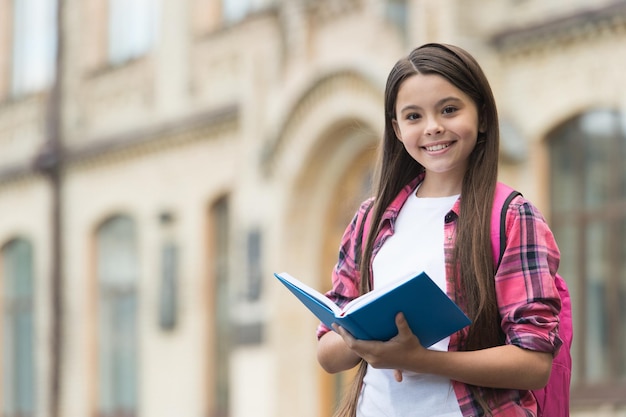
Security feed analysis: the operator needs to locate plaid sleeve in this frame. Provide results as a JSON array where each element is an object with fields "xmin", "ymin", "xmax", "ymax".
[
  {"xmin": 495, "ymin": 196, "xmax": 563, "ymax": 354},
  {"xmin": 315, "ymin": 198, "xmax": 373, "ymax": 339}
]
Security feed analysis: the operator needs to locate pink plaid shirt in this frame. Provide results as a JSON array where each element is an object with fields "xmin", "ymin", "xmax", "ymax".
[{"xmin": 317, "ymin": 176, "xmax": 563, "ymax": 416}]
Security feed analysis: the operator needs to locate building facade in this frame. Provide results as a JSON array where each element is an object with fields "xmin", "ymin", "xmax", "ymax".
[{"xmin": 1, "ymin": 0, "xmax": 625, "ymax": 416}]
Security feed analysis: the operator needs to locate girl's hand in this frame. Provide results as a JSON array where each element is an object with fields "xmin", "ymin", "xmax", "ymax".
[
  {"xmin": 332, "ymin": 313, "xmax": 427, "ymax": 373},
  {"xmin": 394, "ymin": 369, "xmax": 403, "ymax": 382},
  {"xmin": 332, "ymin": 312, "xmax": 553, "ymax": 390}
]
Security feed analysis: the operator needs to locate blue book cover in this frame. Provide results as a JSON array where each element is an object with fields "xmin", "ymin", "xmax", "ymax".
[{"xmin": 274, "ymin": 271, "xmax": 471, "ymax": 347}]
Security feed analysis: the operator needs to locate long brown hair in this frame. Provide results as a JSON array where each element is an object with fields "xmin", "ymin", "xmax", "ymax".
[{"xmin": 334, "ymin": 43, "xmax": 502, "ymax": 417}]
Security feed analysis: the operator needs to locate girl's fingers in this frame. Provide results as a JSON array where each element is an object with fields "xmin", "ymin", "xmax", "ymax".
[{"xmin": 394, "ymin": 369, "xmax": 403, "ymax": 382}]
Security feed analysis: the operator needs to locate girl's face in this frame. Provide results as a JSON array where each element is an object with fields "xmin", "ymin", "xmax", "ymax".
[{"xmin": 392, "ymin": 73, "xmax": 482, "ymax": 183}]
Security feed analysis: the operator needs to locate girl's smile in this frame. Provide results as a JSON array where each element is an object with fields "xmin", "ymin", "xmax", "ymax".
[{"xmin": 423, "ymin": 141, "xmax": 453, "ymax": 153}]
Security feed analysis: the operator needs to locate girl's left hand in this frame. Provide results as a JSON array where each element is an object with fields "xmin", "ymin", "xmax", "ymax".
[{"xmin": 332, "ymin": 312, "xmax": 427, "ymax": 375}]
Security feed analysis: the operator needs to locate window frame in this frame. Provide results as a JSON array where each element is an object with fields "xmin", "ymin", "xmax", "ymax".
[
  {"xmin": 95, "ymin": 215, "xmax": 139, "ymax": 417},
  {"xmin": 1, "ymin": 238, "xmax": 36, "ymax": 417},
  {"xmin": 548, "ymin": 109, "xmax": 626, "ymax": 404}
]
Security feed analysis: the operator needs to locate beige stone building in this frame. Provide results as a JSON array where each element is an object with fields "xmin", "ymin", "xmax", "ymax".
[{"xmin": 1, "ymin": 0, "xmax": 625, "ymax": 416}]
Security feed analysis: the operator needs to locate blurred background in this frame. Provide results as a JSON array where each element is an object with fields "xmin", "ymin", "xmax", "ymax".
[{"xmin": 1, "ymin": 0, "xmax": 626, "ymax": 416}]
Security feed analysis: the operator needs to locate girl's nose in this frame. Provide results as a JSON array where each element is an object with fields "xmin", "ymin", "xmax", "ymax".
[{"xmin": 425, "ymin": 118, "xmax": 443, "ymax": 136}]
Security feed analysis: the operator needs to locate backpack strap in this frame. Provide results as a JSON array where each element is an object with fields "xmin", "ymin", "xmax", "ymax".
[
  {"xmin": 354, "ymin": 200, "xmax": 374, "ymax": 270},
  {"xmin": 492, "ymin": 183, "xmax": 522, "ymax": 269}
]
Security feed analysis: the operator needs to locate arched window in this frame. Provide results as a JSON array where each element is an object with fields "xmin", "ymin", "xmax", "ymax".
[
  {"xmin": 1, "ymin": 238, "xmax": 36, "ymax": 417},
  {"xmin": 549, "ymin": 109, "xmax": 626, "ymax": 401},
  {"xmin": 96, "ymin": 215, "xmax": 139, "ymax": 417}
]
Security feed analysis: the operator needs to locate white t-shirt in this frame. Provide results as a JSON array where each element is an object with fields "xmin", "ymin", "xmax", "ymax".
[{"xmin": 357, "ymin": 190, "xmax": 463, "ymax": 417}]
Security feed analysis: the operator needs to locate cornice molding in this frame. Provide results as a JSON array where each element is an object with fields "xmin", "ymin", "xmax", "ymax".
[
  {"xmin": 66, "ymin": 103, "xmax": 238, "ymax": 166},
  {"xmin": 491, "ymin": 1, "xmax": 626, "ymax": 53},
  {"xmin": 304, "ymin": 0, "xmax": 364, "ymax": 26},
  {"xmin": 0, "ymin": 164, "xmax": 36, "ymax": 185},
  {"xmin": 0, "ymin": 104, "xmax": 239, "ymax": 185}
]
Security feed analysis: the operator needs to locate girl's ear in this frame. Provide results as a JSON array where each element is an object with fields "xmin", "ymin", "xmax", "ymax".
[
  {"xmin": 392, "ymin": 119, "xmax": 403, "ymax": 141},
  {"xmin": 479, "ymin": 118, "xmax": 487, "ymax": 134},
  {"xmin": 479, "ymin": 109, "xmax": 488, "ymax": 133}
]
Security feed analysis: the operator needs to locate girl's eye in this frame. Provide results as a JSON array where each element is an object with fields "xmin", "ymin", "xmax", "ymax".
[
  {"xmin": 406, "ymin": 113, "xmax": 421, "ymax": 121},
  {"xmin": 442, "ymin": 106, "xmax": 457, "ymax": 115}
]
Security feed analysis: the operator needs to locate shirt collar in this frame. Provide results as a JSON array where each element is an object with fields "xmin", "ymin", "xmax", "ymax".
[{"xmin": 384, "ymin": 174, "xmax": 461, "ymax": 219}]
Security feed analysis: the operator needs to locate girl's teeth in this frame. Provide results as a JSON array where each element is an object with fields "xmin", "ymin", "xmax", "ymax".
[{"xmin": 426, "ymin": 143, "xmax": 449, "ymax": 151}]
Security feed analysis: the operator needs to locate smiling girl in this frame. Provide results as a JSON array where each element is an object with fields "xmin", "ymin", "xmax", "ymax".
[{"xmin": 316, "ymin": 43, "xmax": 563, "ymax": 416}]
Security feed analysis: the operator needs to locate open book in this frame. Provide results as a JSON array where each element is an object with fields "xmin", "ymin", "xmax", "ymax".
[{"xmin": 274, "ymin": 271, "xmax": 471, "ymax": 347}]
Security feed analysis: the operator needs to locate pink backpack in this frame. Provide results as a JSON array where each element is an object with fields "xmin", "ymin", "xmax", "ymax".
[{"xmin": 493, "ymin": 183, "xmax": 573, "ymax": 417}]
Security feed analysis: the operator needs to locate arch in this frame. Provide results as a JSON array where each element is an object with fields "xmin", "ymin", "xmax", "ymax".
[
  {"xmin": 274, "ymin": 69, "xmax": 384, "ymax": 278},
  {"xmin": 262, "ymin": 69, "xmax": 384, "ymax": 177},
  {"xmin": 269, "ymin": 69, "xmax": 385, "ymax": 416}
]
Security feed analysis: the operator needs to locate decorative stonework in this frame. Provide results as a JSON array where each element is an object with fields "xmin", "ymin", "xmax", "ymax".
[
  {"xmin": 491, "ymin": 1, "xmax": 626, "ymax": 56},
  {"xmin": 261, "ymin": 70, "xmax": 381, "ymax": 177},
  {"xmin": 65, "ymin": 104, "xmax": 239, "ymax": 173},
  {"xmin": 304, "ymin": 0, "xmax": 365, "ymax": 26},
  {"xmin": 0, "ymin": 94, "xmax": 47, "ymax": 168},
  {"xmin": 190, "ymin": 34, "xmax": 242, "ymax": 107},
  {"xmin": 79, "ymin": 57, "xmax": 156, "ymax": 139}
]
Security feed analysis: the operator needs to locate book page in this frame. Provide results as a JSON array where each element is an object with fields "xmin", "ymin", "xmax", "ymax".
[
  {"xmin": 342, "ymin": 272, "xmax": 420, "ymax": 315},
  {"xmin": 275, "ymin": 272, "xmax": 341, "ymax": 316}
]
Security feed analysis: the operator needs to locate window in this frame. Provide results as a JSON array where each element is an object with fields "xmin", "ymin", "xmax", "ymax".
[
  {"xmin": 211, "ymin": 197, "xmax": 230, "ymax": 417},
  {"xmin": 386, "ymin": 0, "xmax": 408, "ymax": 37},
  {"xmin": 158, "ymin": 242, "xmax": 178, "ymax": 330},
  {"xmin": 10, "ymin": 0, "xmax": 57, "ymax": 96},
  {"xmin": 107, "ymin": 0, "xmax": 159, "ymax": 65},
  {"xmin": 1, "ymin": 238, "xmax": 36, "ymax": 417},
  {"xmin": 549, "ymin": 109, "xmax": 626, "ymax": 401},
  {"xmin": 191, "ymin": 0, "xmax": 276, "ymax": 35},
  {"xmin": 245, "ymin": 229, "xmax": 262, "ymax": 302},
  {"xmin": 222, "ymin": 0, "xmax": 275, "ymax": 24},
  {"xmin": 222, "ymin": 0, "xmax": 252, "ymax": 23},
  {"xmin": 96, "ymin": 216, "xmax": 139, "ymax": 417}
]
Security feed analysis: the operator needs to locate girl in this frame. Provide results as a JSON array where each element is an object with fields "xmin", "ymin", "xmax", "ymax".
[{"xmin": 316, "ymin": 43, "xmax": 563, "ymax": 416}]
